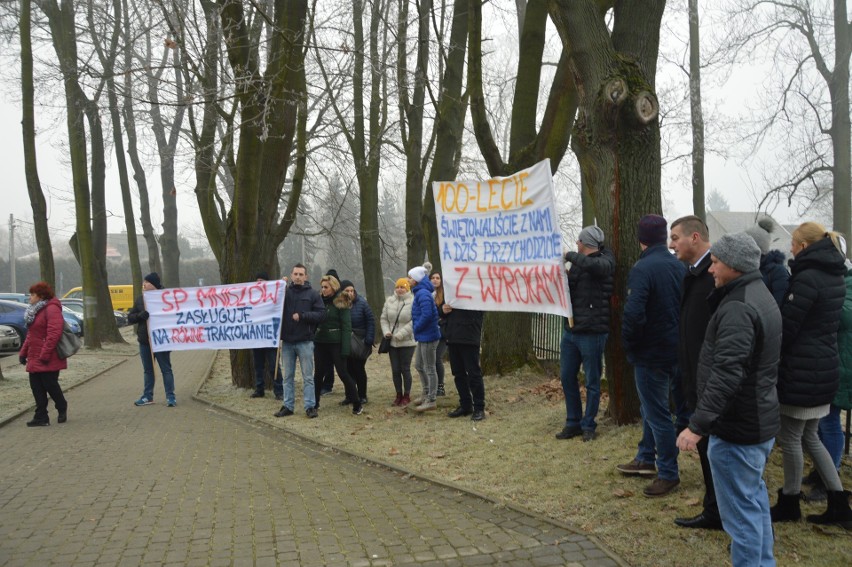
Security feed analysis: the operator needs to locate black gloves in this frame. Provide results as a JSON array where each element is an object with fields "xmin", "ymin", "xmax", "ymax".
[
  {"xmin": 140, "ymin": 311, "xmax": 150, "ymax": 321},
  {"xmin": 19, "ymin": 356, "xmax": 26, "ymax": 366}
]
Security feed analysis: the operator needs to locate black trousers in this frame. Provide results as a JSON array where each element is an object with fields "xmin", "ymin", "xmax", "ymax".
[
  {"xmin": 314, "ymin": 342, "xmax": 359, "ymax": 409},
  {"xmin": 448, "ymin": 344, "xmax": 485, "ymax": 411},
  {"xmin": 346, "ymin": 356, "xmax": 368, "ymax": 400},
  {"xmin": 29, "ymin": 371, "xmax": 67, "ymax": 422},
  {"xmin": 698, "ymin": 435, "xmax": 720, "ymax": 520}
]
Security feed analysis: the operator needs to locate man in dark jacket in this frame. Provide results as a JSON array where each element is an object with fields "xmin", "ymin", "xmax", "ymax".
[
  {"xmin": 556, "ymin": 225, "xmax": 615, "ymax": 442},
  {"xmin": 249, "ymin": 272, "xmax": 283, "ymax": 400},
  {"xmin": 274, "ymin": 263, "xmax": 326, "ymax": 419},
  {"xmin": 128, "ymin": 272, "xmax": 177, "ymax": 407},
  {"xmin": 668, "ymin": 216, "xmax": 722, "ymax": 530},
  {"xmin": 677, "ymin": 232, "xmax": 781, "ymax": 567},
  {"xmin": 442, "ymin": 305, "xmax": 486, "ymax": 421},
  {"xmin": 617, "ymin": 215, "xmax": 685, "ymax": 498}
]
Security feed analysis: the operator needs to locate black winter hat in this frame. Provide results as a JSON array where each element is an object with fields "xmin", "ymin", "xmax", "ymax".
[{"xmin": 144, "ymin": 272, "xmax": 163, "ymax": 289}]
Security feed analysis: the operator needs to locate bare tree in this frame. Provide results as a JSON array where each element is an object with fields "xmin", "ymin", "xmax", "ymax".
[{"xmin": 717, "ymin": 0, "xmax": 851, "ymax": 249}]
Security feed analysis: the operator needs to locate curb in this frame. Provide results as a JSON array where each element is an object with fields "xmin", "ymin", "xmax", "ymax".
[{"xmin": 192, "ymin": 352, "xmax": 630, "ymax": 567}]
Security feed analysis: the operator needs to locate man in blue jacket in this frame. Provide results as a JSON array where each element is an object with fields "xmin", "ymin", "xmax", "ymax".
[
  {"xmin": 617, "ymin": 214, "xmax": 685, "ymax": 497},
  {"xmin": 274, "ymin": 263, "xmax": 326, "ymax": 419}
]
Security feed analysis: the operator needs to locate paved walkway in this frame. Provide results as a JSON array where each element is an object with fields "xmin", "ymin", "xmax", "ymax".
[{"xmin": 0, "ymin": 350, "xmax": 625, "ymax": 566}]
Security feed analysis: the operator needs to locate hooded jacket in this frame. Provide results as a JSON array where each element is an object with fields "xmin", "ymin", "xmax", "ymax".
[
  {"xmin": 564, "ymin": 246, "xmax": 615, "ymax": 334},
  {"xmin": 779, "ymin": 237, "xmax": 847, "ymax": 408},
  {"xmin": 314, "ymin": 291, "xmax": 352, "ymax": 356},
  {"xmin": 690, "ymin": 270, "xmax": 781, "ymax": 444},
  {"xmin": 759, "ymin": 249, "xmax": 790, "ymax": 308},
  {"xmin": 20, "ymin": 297, "xmax": 68, "ymax": 373},
  {"xmin": 349, "ymin": 293, "xmax": 376, "ymax": 345}
]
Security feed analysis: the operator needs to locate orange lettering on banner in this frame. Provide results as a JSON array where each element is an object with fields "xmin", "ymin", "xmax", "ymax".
[{"xmin": 438, "ymin": 172, "xmax": 534, "ymax": 214}]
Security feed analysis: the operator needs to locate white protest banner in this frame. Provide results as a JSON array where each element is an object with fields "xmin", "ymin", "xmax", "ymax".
[
  {"xmin": 433, "ymin": 159, "xmax": 573, "ymax": 319},
  {"xmin": 144, "ymin": 280, "xmax": 285, "ymax": 353}
]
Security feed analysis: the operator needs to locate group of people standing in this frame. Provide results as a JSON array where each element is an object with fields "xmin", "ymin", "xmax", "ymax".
[
  {"xmin": 557, "ymin": 213, "xmax": 851, "ymax": 566},
  {"xmin": 242, "ymin": 261, "xmax": 486, "ymax": 422}
]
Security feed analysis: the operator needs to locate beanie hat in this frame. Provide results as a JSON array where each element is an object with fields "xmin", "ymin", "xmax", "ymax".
[
  {"xmin": 395, "ymin": 277, "xmax": 410, "ymax": 291},
  {"xmin": 325, "ymin": 269, "xmax": 340, "ymax": 284},
  {"xmin": 744, "ymin": 218, "xmax": 773, "ymax": 255},
  {"xmin": 408, "ymin": 261, "xmax": 433, "ymax": 284},
  {"xmin": 339, "ymin": 279, "xmax": 355, "ymax": 290},
  {"xmin": 578, "ymin": 225, "xmax": 605, "ymax": 248},
  {"xmin": 144, "ymin": 272, "xmax": 163, "ymax": 290},
  {"xmin": 712, "ymin": 232, "xmax": 761, "ymax": 274},
  {"xmin": 637, "ymin": 214, "xmax": 668, "ymax": 246},
  {"xmin": 254, "ymin": 271, "xmax": 269, "ymax": 281}
]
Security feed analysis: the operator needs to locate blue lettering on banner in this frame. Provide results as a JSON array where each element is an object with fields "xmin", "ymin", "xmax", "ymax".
[
  {"xmin": 151, "ymin": 328, "xmax": 170, "ymax": 346},
  {"xmin": 205, "ymin": 323, "xmax": 277, "ymax": 343},
  {"xmin": 175, "ymin": 306, "xmax": 253, "ymax": 326}
]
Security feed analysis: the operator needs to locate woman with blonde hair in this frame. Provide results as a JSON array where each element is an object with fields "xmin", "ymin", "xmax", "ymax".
[
  {"xmin": 771, "ymin": 221, "xmax": 851, "ymax": 528},
  {"xmin": 313, "ymin": 274, "xmax": 362, "ymax": 415}
]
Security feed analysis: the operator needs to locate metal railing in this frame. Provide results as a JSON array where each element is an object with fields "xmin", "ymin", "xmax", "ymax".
[{"xmin": 531, "ymin": 313, "xmax": 564, "ymax": 360}]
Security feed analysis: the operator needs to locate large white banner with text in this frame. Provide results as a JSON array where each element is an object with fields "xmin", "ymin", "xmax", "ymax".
[
  {"xmin": 433, "ymin": 159, "xmax": 572, "ymax": 318},
  {"xmin": 144, "ymin": 280, "xmax": 285, "ymax": 353}
]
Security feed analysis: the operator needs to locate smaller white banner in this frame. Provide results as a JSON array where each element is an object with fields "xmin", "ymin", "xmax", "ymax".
[{"xmin": 144, "ymin": 281, "xmax": 285, "ymax": 353}]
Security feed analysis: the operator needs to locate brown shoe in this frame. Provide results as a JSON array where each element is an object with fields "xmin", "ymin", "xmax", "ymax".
[
  {"xmin": 616, "ymin": 459, "xmax": 657, "ymax": 476},
  {"xmin": 643, "ymin": 478, "xmax": 680, "ymax": 498}
]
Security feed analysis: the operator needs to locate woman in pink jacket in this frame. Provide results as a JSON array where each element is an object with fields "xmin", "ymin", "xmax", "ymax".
[{"xmin": 19, "ymin": 281, "xmax": 68, "ymax": 426}]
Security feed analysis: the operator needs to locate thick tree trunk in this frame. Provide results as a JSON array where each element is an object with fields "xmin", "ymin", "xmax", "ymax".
[
  {"xmin": 550, "ymin": 0, "xmax": 666, "ymax": 424},
  {"xmin": 20, "ymin": 0, "xmax": 55, "ymax": 288}
]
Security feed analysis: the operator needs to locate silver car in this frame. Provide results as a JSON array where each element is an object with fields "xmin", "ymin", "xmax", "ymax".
[{"xmin": 0, "ymin": 324, "xmax": 21, "ymax": 354}]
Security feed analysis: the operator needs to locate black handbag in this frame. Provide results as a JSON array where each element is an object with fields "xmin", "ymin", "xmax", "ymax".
[
  {"xmin": 56, "ymin": 322, "xmax": 81, "ymax": 359},
  {"xmin": 379, "ymin": 302, "xmax": 404, "ymax": 354},
  {"xmin": 350, "ymin": 331, "xmax": 372, "ymax": 360}
]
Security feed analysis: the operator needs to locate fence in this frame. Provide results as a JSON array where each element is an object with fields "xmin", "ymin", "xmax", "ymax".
[{"xmin": 531, "ymin": 312, "xmax": 564, "ymax": 361}]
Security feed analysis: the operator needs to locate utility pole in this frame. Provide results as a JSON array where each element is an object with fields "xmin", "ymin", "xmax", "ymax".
[{"xmin": 9, "ymin": 214, "xmax": 15, "ymax": 292}]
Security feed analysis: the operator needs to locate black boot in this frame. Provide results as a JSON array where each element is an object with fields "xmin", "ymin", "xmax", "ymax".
[
  {"xmin": 806, "ymin": 490, "xmax": 852, "ymax": 530},
  {"xmin": 770, "ymin": 488, "xmax": 801, "ymax": 522}
]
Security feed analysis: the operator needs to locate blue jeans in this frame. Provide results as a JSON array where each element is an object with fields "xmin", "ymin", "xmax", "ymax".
[
  {"xmin": 139, "ymin": 342, "xmax": 175, "ymax": 401},
  {"xmin": 709, "ymin": 436, "xmax": 775, "ymax": 567},
  {"xmin": 818, "ymin": 404, "xmax": 844, "ymax": 470},
  {"xmin": 633, "ymin": 365, "xmax": 679, "ymax": 481},
  {"xmin": 560, "ymin": 330, "xmax": 607, "ymax": 432},
  {"xmin": 252, "ymin": 347, "xmax": 283, "ymax": 397},
  {"xmin": 281, "ymin": 341, "xmax": 316, "ymax": 411}
]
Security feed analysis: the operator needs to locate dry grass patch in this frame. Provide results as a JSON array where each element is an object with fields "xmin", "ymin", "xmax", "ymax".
[{"xmin": 199, "ymin": 350, "xmax": 850, "ymax": 567}]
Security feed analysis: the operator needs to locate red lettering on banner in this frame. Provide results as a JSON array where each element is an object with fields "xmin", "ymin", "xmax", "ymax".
[
  {"xmin": 197, "ymin": 283, "xmax": 278, "ymax": 308},
  {"xmin": 453, "ymin": 267, "xmax": 473, "ymax": 300},
  {"xmin": 476, "ymin": 265, "xmax": 566, "ymax": 308},
  {"xmin": 171, "ymin": 326, "xmax": 206, "ymax": 343},
  {"xmin": 161, "ymin": 288, "xmax": 189, "ymax": 312}
]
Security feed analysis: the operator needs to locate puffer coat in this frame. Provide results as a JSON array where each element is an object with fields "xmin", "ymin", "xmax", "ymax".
[
  {"xmin": 779, "ymin": 237, "xmax": 847, "ymax": 407},
  {"xmin": 380, "ymin": 292, "xmax": 414, "ymax": 348},
  {"xmin": 314, "ymin": 291, "xmax": 353, "ymax": 356},
  {"xmin": 835, "ymin": 268, "xmax": 852, "ymax": 410},
  {"xmin": 564, "ymin": 247, "xmax": 615, "ymax": 334}
]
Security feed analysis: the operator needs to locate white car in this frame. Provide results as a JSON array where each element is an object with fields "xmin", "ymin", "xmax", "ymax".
[{"xmin": 0, "ymin": 324, "xmax": 21, "ymax": 354}]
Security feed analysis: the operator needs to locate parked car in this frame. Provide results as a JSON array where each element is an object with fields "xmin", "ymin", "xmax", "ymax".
[
  {"xmin": 0, "ymin": 299, "xmax": 83, "ymax": 342},
  {"xmin": 0, "ymin": 324, "xmax": 21, "ymax": 354},
  {"xmin": 60, "ymin": 298, "xmax": 127, "ymax": 328},
  {"xmin": 0, "ymin": 292, "xmax": 28, "ymax": 304}
]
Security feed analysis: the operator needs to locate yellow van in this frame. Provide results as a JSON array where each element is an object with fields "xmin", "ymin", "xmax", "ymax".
[{"xmin": 63, "ymin": 285, "xmax": 136, "ymax": 312}]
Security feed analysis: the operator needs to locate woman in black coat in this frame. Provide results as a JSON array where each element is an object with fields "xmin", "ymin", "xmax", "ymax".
[{"xmin": 771, "ymin": 222, "xmax": 851, "ymax": 529}]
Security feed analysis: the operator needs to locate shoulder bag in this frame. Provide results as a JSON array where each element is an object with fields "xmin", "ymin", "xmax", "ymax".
[
  {"xmin": 56, "ymin": 321, "xmax": 81, "ymax": 359},
  {"xmin": 378, "ymin": 302, "xmax": 404, "ymax": 354}
]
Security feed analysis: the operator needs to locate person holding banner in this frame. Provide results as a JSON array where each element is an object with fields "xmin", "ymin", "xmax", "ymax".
[
  {"xmin": 556, "ymin": 225, "xmax": 615, "ymax": 442},
  {"xmin": 128, "ymin": 273, "xmax": 176, "ymax": 408},
  {"xmin": 443, "ymin": 304, "xmax": 486, "ymax": 421},
  {"xmin": 274, "ymin": 263, "xmax": 326, "ymax": 419},
  {"xmin": 249, "ymin": 272, "xmax": 284, "ymax": 400},
  {"xmin": 381, "ymin": 278, "xmax": 415, "ymax": 407},
  {"xmin": 408, "ymin": 262, "xmax": 442, "ymax": 412},
  {"xmin": 313, "ymin": 275, "xmax": 363, "ymax": 415}
]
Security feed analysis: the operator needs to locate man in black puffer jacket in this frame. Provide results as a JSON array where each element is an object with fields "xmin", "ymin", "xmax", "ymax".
[
  {"xmin": 677, "ymin": 232, "xmax": 781, "ymax": 567},
  {"xmin": 442, "ymin": 306, "xmax": 486, "ymax": 421},
  {"xmin": 555, "ymin": 225, "xmax": 614, "ymax": 442}
]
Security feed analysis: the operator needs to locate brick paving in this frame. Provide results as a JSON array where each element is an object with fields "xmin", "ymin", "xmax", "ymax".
[{"xmin": 0, "ymin": 350, "xmax": 626, "ymax": 566}]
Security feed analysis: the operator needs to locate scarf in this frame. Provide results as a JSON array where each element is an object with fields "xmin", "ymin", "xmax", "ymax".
[{"xmin": 25, "ymin": 299, "xmax": 48, "ymax": 327}]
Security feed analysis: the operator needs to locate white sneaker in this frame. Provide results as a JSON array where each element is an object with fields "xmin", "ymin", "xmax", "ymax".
[{"xmin": 413, "ymin": 400, "xmax": 436, "ymax": 412}]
